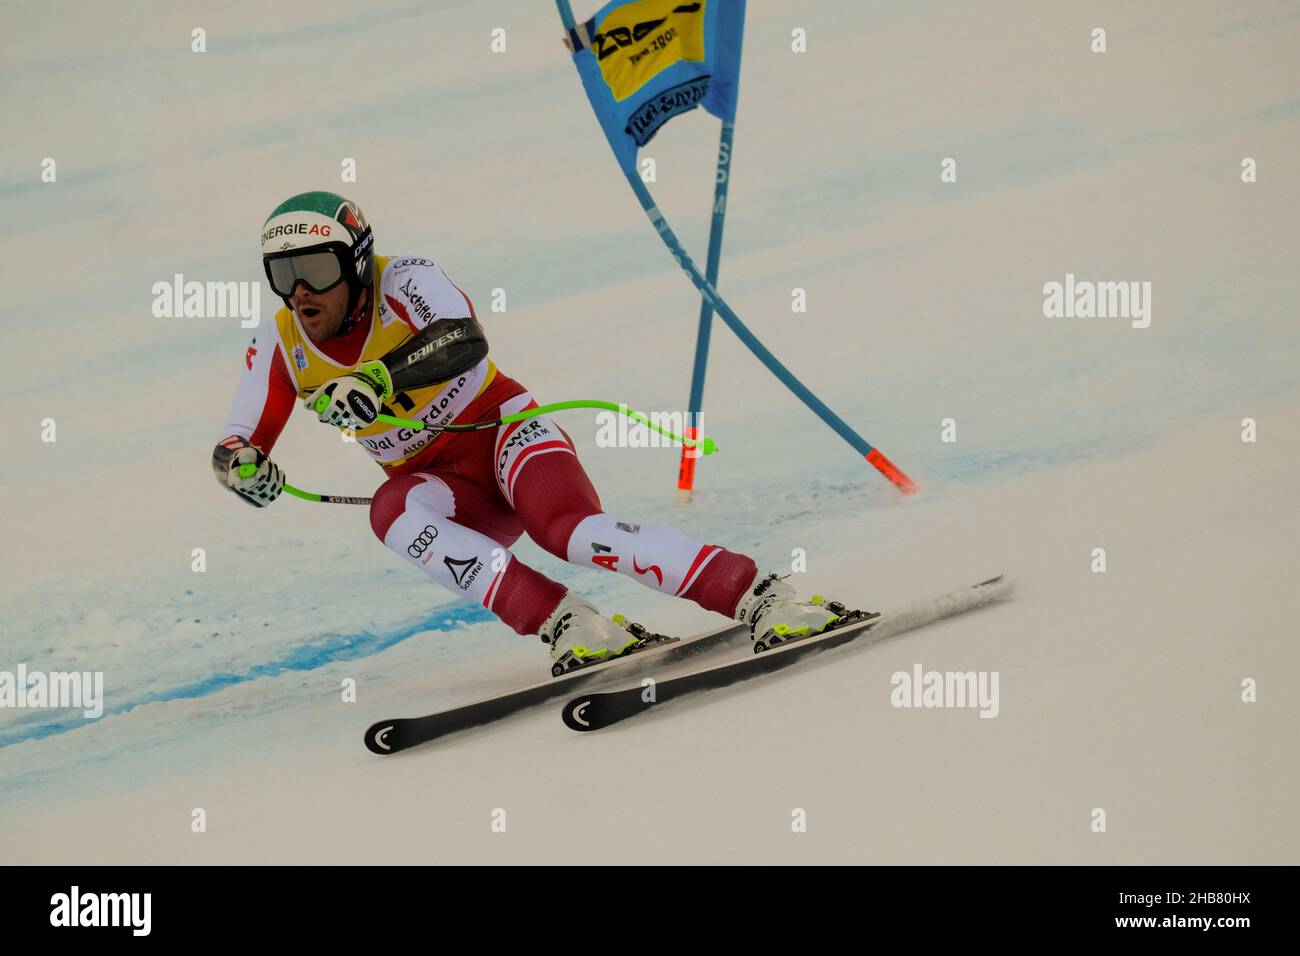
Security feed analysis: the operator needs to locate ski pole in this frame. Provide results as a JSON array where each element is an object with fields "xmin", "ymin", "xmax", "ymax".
[
  {"xmin": 312, "ymin": 395, "xmax": 718, "ymax": 453},
  {"xmin": 258, "ymin": 398, "xmax": 720, "ymax": 505},
  {"xmin": 372, "ymin": 400, "xmax": 718, "ymax": 454}
]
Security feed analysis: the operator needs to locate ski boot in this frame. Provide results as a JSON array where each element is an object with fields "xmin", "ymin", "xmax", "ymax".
[
  {"xmin": 541, "ymin": 595, "xmax": 642, "ymax": 677},
  {"xmin": 735, "ymin": 571, "xmax": 876, "ymax": 653}
]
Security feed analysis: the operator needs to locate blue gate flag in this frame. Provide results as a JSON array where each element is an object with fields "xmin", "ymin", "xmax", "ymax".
[{"xmin": 563, "ymin": 0, "xmax": 746, "ymax": 174}]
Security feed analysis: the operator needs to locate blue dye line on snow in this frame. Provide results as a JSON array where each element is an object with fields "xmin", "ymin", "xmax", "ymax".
[{"xmin": 0, "ymin": 602, "xmax": 497, "ymax": 751}]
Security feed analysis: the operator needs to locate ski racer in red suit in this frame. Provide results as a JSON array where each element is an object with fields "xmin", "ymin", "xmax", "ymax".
[{"xmin": 214, "ymin": 192, "xmax": 845, "ymax": 671}]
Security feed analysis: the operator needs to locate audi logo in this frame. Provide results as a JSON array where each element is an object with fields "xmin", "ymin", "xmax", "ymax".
[{"xmin": 407, "ymin": 525, "xmax": 438, "ymax": 558}]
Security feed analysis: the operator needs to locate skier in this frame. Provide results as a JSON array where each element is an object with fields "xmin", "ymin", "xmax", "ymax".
[{"xmin": 214, "ymin": 191, "xmax": 848, "ymax": 671}]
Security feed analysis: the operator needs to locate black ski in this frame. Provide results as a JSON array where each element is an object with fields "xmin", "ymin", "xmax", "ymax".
[
  {"xmin": 561, "ymin": 576, "xmax": 1009, "ymax": 732},
  {"xmin": 364, "ymin": 619, "xmax": 746, "ymax": 754}
]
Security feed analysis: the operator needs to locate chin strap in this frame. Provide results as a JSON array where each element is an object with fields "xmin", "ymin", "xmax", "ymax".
[{"xmin": 337, "ymin": 287, "xmax": 370, "ymax": 336}]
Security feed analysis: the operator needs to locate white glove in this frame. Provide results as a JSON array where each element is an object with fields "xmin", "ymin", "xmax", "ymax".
[
  {"xmin": 303, "ymin": 363, "xmax": 389, "ymax": 429},
  {"xmin": 212, "ymin": 438, "xmax": 285, "ymax": 508}
]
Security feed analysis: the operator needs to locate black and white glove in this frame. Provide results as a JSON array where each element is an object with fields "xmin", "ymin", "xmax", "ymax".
[
  {"xmin": 303, "ymin": 361, "xmax": 391, "ymax": 429},
  {"xmin": 212, "ymin": 437, "xmax": 285, "ymax": 508}
]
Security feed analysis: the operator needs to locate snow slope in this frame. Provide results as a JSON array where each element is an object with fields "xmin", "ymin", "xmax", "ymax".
[{"xmin": 2, "ymin": 0, "xmax": 1297, "ymax": 863}]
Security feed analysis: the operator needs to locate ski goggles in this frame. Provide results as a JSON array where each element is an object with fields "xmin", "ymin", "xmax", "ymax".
[
  {"xmin": 263, "ymin": 247, "xmax": 350, "ymax": 297},
  {"xmin": 263, "ymin": 232, "xmax": 372, "ymax": 298}
]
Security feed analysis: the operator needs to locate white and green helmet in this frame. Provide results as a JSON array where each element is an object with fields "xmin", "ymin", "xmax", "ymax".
[{"xmin": 261, "ymin": 191, "xmax": 375, "ymax": 312}]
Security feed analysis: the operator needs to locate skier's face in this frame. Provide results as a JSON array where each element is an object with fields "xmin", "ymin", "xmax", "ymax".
[{"xmin": 291, "ymin": 280, "xmax": 352, "ymax": 342}]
